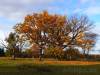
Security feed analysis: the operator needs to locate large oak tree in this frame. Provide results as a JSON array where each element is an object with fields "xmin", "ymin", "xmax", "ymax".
[{"xmin": 14, "ymin": 11, "xmax": 97, "ymax": 60}]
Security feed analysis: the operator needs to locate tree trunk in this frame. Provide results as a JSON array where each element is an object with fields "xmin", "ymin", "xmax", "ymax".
[
  {"xmin": 12, "ymin": 55, "xmax": 15, "ymax": 60},
  {"xmin": 86, "ymin": 49, "xmax": 90, "ymax": 59},
  {"xmin": 12, "ymin": 49, "xmax": 15, "ymax": 60},
  {"xmin": 69, "ymin": 56, "xmax": 72, "ymax": 61},
  {"xmin": 39, "ymin": 48, "xmax": 42, "ymax": 61},
  {"xmin": 83, "ymin": 49, "xmax": 86, "ymax": 55}
]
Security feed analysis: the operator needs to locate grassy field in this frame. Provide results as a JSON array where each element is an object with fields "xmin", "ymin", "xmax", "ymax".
[{"xmin": 0, "ymin": 57, "xmax": 100, "ymax": 75}]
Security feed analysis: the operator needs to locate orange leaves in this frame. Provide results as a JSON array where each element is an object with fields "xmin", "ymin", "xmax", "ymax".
[
  {"xmin": 21, "ymin": 24, "xmax": 30, "ymax": 33},
  {"xmin": 43, "ymin": 11, "xmax": 49, "ymax": 19},
  {"xmin": 45, "ymin": 46, "xmax": 64, "ymax": 58},
  {"xmin": 56, "ymin": 15, "xmax": 66, "ymax": 27},
  {"xmin": 25, "ymin": 15, "xmax": 33, "ymax": 22},
  {"xmin": 17, "ymin": 11, "xmax": 67, "ymax": 39},
  {"xmin": 77, "ymin": 32, "xmax": 85, "ymax": 39},
  {"xmin": 23, "ymin": 11, "xmax": 66, "ymax": 31}
]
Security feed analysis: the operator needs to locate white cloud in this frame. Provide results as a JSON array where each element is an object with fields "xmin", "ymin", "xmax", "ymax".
[
  {"xmin": 0, "ymin": 30, "xmax": 5, "ymax": 40},
  {"xmin": 0, "ymin": 23, "xmax": 13, "ymax": 31},
  {"xmin": 92, "ymin": 22, "xmax": 100, "ymax": 35},
  {"xmin": 91, "ymin": 22, "xmax": 100, "ymax": 52},
  {"xmin": 79, "ymin": 0, "xmax": 96, "ymax": 4},
  {"xmin": 74, "ymin": 0, "xmax": 100, "ymax": 16},
  {"xmin": 73, "ymin": 8, "xmax": 83, "ymax": 14},
  {"xmin": 84, "ymin": 6, "xmax": 100, "ymax": 15},
  {"xmin": 0, "ymin": 0, "xmax": 62, "ymax": 21},
  {"xmin": 0, "ymin": 24, "xmax": 13, "ymax": 40},
  {"xmin": 0, "ymin": 29, "xmax": 8, "ymax": 46},
  {"xmin": 80, "ymin": 0, "xmax": 89, "ymax": 3},
  {"xmin": 73, "ymin": 6, "xmax": 100, "ymax": 16}
]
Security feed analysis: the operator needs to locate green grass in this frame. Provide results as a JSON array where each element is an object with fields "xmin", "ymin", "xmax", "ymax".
[{"xmin": 0, "ymin": 57, "xmax": 100, "ymax": 75}]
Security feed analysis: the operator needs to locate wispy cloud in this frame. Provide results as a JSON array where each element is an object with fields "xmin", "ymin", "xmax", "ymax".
[
  {"xmin": 79, "ymin": 0, "xmax": 96, "ymax": 4},
  {"xmin": 92, "ymin": 22, "xmax": 100, "ymax": 35},
  {"xmin": 0, "ymin": 30, "xmax": 5, "ymax": 40},
  {"xmin": 0, "ymin": 24, "xmax": 12, "ymax": 40},
  {"xmin": 0, "ymin": 0, "xmax": 63, "ymax": 21},
  {"xmin": 80, "ymin": 0, "xmax": 90, "ymax": 3},
  {"xmin": 73, "ymin": 8, "xmax": 83, "ymax": 14},
  {"xmin": 73, "ymin": 6, "xmax": 100, "ymax": 16},
  {"xmin": 84, "ymin": 6, "xmax": 100, "ymax": 16}
]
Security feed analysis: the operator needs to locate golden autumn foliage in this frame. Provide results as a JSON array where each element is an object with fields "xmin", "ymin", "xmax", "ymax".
[
  {"xmin": 23, "ymin": 11, "xmax": 66, "ymax": 30},
  {"xmin": 76, "ymin": 32, "xmax": 97, "ymax": 55},
  {"xmin": 14, "ymin": 11, "xmax": 97, "ymax": 60},
  {"xmin": 45, "ymin": 46, "xmax": 64, "ymax": 59},
  {"xmin": 14, "ymin": 11, "xmax": 67, "ymax": 47}
]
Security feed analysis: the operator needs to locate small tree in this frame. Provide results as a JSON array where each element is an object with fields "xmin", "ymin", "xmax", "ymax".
[
  {"xmin": 5, "ymin": 32, "xmax": 17, "ymax": 59},
  {"xmin": 77, "ymin": 32, "xmax": 97, "ymax": 60},
  {"xmin": 4, "ymin": 32, "xmax": 26, "ymax": 59}
]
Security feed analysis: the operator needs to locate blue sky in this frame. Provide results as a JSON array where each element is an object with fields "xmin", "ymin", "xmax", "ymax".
[{"xmin": 0, "ymin": 0, "xmax": 100, "ymax": 54}]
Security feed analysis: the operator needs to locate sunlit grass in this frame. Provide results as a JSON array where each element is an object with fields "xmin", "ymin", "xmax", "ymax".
[
  {"xmin": 0, "ymin": 57, "xmax": 100, "ymax": 75},
  {"xmin": 0, "ymin": 57, "xmax": 100, "ymax": 66}
]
